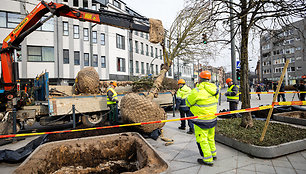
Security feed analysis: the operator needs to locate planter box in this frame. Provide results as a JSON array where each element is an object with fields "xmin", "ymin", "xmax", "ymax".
[
  {"xmin": 14, "ymin": 132, "xmax": 168, "ymax": 174},
  {"xmin": 273, "ymin": 111, "xmax": 306, "ymax": 126},
  {"xmin": 215, "ymin": 134, "xmax": 306, "ymax": 158}
]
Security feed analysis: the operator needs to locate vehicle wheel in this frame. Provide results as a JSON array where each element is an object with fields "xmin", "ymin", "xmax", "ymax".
[{"xmin": 81, "ymin": 113, "xmax": 103, "ymax": 127}]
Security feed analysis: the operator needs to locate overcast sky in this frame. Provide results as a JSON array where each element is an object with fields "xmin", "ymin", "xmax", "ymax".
[{"xmin": 123, "ymin": 0, "xmax": 258, "ymax": 72}]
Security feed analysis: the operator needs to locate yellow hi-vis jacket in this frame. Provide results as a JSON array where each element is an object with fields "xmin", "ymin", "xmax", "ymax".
[
  {"xmin": 226, "ymin": 84, "xmax": 239, "ymax": 102},
  {"xmin": 107, "ymin": 87, "xmax": 118, "ymax": 105},
  {"xmin": 186, "ymin": 81, "xmax": 219, "ymax": 129},
  {"xmin": 176, "ymin": 85, "xmax": 192, "ymax": 110}
]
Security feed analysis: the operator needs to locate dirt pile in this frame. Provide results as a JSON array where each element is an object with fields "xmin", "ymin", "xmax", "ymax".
[
  {"xmin": 120, "ymin": 93, "xmax": 166, "ymax": 133},
  {"xmin": 75, "ymin": 67, "xmax": 100, "ymax": 94}
]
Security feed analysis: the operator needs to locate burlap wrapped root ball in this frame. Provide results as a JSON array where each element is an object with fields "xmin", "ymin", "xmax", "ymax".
[
  {"xmin": 120, "ymin": 93, "xmax": 166, "ymax": 133},
  {"xmin": 75, "ymin": 67, "xmax": 100, "ymax": 94}
]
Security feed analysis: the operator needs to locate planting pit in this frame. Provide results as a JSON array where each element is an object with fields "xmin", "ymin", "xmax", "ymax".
[
  {"xmin": 273, "ymin": 111, "xmax": 306, "ymax": 126},
  {"xmin": 14, "ymin": 132, "xmax": 168, "ymax": 174}
]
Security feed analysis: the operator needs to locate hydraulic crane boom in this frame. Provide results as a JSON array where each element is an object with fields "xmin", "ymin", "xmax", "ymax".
[{"xmin": 0, "ymin": 1, "xmax": 150, "ymax": 91}]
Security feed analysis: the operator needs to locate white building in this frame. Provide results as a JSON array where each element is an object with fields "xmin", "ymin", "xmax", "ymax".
[{"xmin": 0, "ymin": 0, "xmax": 173, "ymax": 85}]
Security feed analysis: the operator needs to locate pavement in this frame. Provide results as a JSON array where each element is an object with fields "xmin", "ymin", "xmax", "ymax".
[{"xmin": 0, "ymin": 89, "xmax": 305, "ymax": 174}]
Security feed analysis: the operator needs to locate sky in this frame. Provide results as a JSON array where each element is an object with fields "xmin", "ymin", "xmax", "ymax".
[{"xmin": 123, "ymin": 0, "xmax": 258, "ymax": 72}]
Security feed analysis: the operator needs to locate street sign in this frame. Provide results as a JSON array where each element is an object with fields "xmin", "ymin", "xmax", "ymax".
[{"xmin": 236, "ymin": 61, "xmax": 241, "ymax": 69}]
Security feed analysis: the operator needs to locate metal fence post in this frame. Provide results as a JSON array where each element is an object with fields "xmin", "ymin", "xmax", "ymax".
[
  {"xmin": 72, "ymin": 104, "xmax": 76, "ymax": 128},
  {"xmin": 173, "ymin": 95, "xmax": 175, "ymax": 117}
]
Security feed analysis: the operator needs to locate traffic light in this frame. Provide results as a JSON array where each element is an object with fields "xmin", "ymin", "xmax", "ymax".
[
  {"xmin": 202, "ymin": 33, "xmax": 207, "ymax": 44},
  {"xmin": 236, "ymin": 69, "xmax": 241, "ymax": 81}
]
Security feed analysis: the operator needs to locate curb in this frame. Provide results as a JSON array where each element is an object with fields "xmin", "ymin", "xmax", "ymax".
[
  {"xmin": 273, "ymin": 112, "xmax": 306, "ymax": 126},
  {"xmin": 215, "ymin": 134, "xmax": 306, "ymax": 158}
]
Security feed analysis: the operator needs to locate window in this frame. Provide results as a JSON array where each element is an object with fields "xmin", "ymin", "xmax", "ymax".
[
  {"xmin": 101, "ymin": 56, "xmax": 106, "ymax": 68},
  {"xmin": 130, "ymin": 60, "xmax": 133, "ymax": 73},
  {"xmin": 41, "ymin": 16, "xmax": 54, "ymax": 31},
  {"xmin": 150, "ymin": 46, "xmax": 153, "ymax": 57},
  {"xmin": 113, "ymin": 0, "xmax": 121, "ymax": 9},
  {"xmin": 146, "ymin": 44, "xmax": 149, "ymax": 56},
  {"xmin": 63, "ymin": 22, "xmax": 69, "ymax": 36},
  {"xmin": 84, "ymin": 53, "xmax": 89, "ymax": 66},
  {"xmin": 63, "ymin": 49, "xmax": 69, "ymax": 64},
  {"xmin": 160, "ymin": 49, "xmax": 162, "ymax": 59},
  {"xmin": 262, "ymin": 44, "xmax": 270, "ymax": 50},
  {"xmin": 141, "ymin": 62, "xmax": 144, "ymax": 74},
  {"xmin": 285, "ymin": 48, "xmax": 294, "ymax": 54},
  {"xmin": 73, "ymin": 25, "xmax": 79, "ymax": 39},
  {"xmin": 83, "ymin": 28, "xmax": 89, "ymax": 41},
  {"xmin": 145, "ymin": 33, "xmax": 148, "ymax": 39},
  {"xmin": 288, "ymin": 67, "xmax": 295, "ymax": 72},
  {"xmin": 296, "ymin": 57, "xmax": 302, "ymax": 60},
  {"xmin": 150, "ymin": 64, "xmax": 154, "ymax": 74},
  {"xmin": 135, "ymin": 31, "xmax": 138, "ymax": 36},
  {"xmin": 116, "ymin": 34, "xmax": 125, "ymax": 49},
  {"xmin": 92, "ymin": 31, "xmax": 97, "ymax": 43},
  {"xmin": 296, "ymin": 47, "xmax": 301, "ymax": 51},
  {"xmin": 297, "ymin": 66, "xmax": 302, "ymax": 70},
  {"xmin": 73, "ymin": 0, "xmax": 79, "ymax": 6},
  {"xmin": 92, "ymin": 3, "xmax": 97, "ymax": 10},
  {"xmin": 74, "ymin": 51, "xmax": 80, "ymax": 65},
  {"xmin": 155, "ymin": 48, "xmax": 158, "ymax": 58},
  {"xmin": 83, "ymin": 0, "xmax": 88, "ymax": 8},
  {"xmin": 146, "ymin": 63, "xmax": 149, "ymax": 74},
  {"xmin": 136, "ymin": 61, "xmax": 139, "ymax": 73},
  {"xmin": 100, "ymin": 33, "xmax": 105, "ymax": 45},
  {"xmin": 117, "ymin": 58, "xmax": 126, "ymax": 72},
  {"xmin": 155, "ymin": 65, "xmax": 158, "ymax": 75},
  {"xmin": 140, "ymin": 32, "xmax": 144, "ymax": 38},
  {"xmin": 28, "ymin": 46, "xmax": 54, "ymax": 62},
  {"xmin": 141, "ymin": 42, "xmax": 144, "ymax": 54},
  {"xmin": 135, "ymin": 41, "xmax": 139, "ymax": 53},
  {"xmin": 7, "ymin": 12, "xmax": 23, "ymax": 28},
  {"xmin": 0, "ymin": 12, "xmax": 6, "ymax": 27},
  {"xmin": 92, "ymin": 54, "xmax": 98, "ymax": 67}
]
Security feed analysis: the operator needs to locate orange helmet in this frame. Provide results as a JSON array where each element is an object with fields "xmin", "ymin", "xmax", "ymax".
[
  {"xmin": 110, "ymin": 81, "xmax": 117, "ymax": 87},
  {"xmin": 199, "ymin": 71, "xmax": 211, "ymax": 80},
  {"xmin": 226, "ymin": 78, "xmax": 233, "ymax": 84},
  {"xmin": 178, "ymin": 79, "xmax": 186, "ymax": 84}
]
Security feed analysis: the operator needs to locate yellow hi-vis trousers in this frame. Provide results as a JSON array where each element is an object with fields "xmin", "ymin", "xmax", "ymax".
[{"xmin": 194, "ymin": 125, "xmax": 216, "ymax": 163}]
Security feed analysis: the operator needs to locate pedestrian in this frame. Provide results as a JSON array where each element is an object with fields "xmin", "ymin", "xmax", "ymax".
[
  {"xmin": 186, "ymin": 71, "xmax": 219, "ymax": 166},
  {"xmin": 176, "ymin": 79, "xmax": 194, "ymax": 134},
  {"xmin": 256, "ymin": 84, "xmax": 262, "ymax": 100},
  {"xmin": 225, "ymin": 78, "xmax": 240, "ymax": 112},
  {"xmin": 107, "ymin": 81, "xmax": 119, "ymax": 125},
  {"xmin": 297, "ymin": 80, "xmax": 305, "ymax": 101},
  {"xmin": 273, "ymin": 81, "xmax": 286, "ymax": 102}
]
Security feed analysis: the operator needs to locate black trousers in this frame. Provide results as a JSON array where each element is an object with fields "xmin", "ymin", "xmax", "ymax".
[
  {"xmin": 277, "ymin": 94, "xmax": 286, "ymax": 102},
  {"xmin": 229, "ymin": 102, "xmax": 238, "ymax": 111},
  {"xmin": 179, "ymin": 109, "xmax": 194, "ymax": 130}
]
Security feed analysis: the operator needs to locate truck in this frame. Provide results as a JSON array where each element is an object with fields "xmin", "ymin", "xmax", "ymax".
[{"xmin": 0, "ymin": 1, "xmax": 172, "ymax": 134}]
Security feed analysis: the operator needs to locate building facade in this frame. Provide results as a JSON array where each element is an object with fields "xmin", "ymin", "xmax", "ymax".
[
  {"xmin": 0, "ymin": 0, "xmax": 173, "ymax": 85},
  {"xmin": 260, "ymin": 18, "xmax": 306, "ymax": 85}
]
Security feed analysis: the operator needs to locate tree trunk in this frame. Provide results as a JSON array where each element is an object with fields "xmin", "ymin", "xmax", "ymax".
[
  {"xmin": 146, "ymin": 64, "xmax": 171, "ymax": 100},
  {"xmin": 239, "ymin": 0, "xmax": 253, "ymax": 128}
]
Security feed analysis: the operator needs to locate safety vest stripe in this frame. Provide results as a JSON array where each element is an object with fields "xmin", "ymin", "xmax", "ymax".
[
  {"xmin": 194, "ymin": 118, "xmax": 217, "ymax": 123},
  {"xmin": 180, "ymin": 105, "xmax": 187, "ymax": 107},
  {"xmin": 203, "ymin": 155, "xmax": 213, "ymax": 160},
  {"xmin": 186, "ymin": 98, "xmax": 192, "ymax": 106},
  {"xmin": 211, "ymin": 150, "xmax": 216, "ymax": 154},
  {"xmin": 194, "ymin": 102, "xmax": 217, "ymax": 108}
]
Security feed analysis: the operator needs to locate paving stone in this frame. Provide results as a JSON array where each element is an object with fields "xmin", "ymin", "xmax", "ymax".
[
  {"xmin": 238, "ymin": 164, "xmax": 256, "ymax": 172},
  {"xmin": 197, "ymin": 157, "xmax": 237, "ymax": 174},
  {"xmin": 168, "ymin": 160, "xmax": 198, "ymax": 172},
  {"xmin": 291, "ymin": 161, "xmax": 306, "ymax": 171},
  {"xmin": 237, "ymin": 169, "xmax": 256, "ymax": 174},
  {"xmin": 237, "ymin": 156, "xmax": 255, "ymax": 168},
  {"xmin": 215, "ymin": 143, "xmax": 238, "ymax": 160},
  {"xmin": 219, "ymin": 169, "xmax": 236, "ymax": 174},
  {"xmin": 274, "ymin": 167, "xmax": 296, "ymax": 174},
  {"xmin": 252, "ymin": 158, "xmax": 273, "ymax": 165},
  {"xmin": 300, "ymin": 151, "xmax": 306, "ymax": 159},
  {"xmin": 273, "ymin": 155, "xmax": 290, "ymax": 161},
  {"xmin": 287, "ymin": 153, "xmax": 306, "ymax": 163},
  {"xmin": 296, "ymin": 169, "xmax": 306, "ymax": 174},
  {"xmin": 271, "ymin": 159, "xmax": 292, "ymax": 168},
  {"xmin": 167, "ymin": 165, "xmax": 201, "ymax": 174},
  {"xmin": 255, "ymin": 164, "xmax": 276, "ymax": 174}
]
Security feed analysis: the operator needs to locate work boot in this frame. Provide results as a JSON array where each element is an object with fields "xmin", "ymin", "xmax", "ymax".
[
  {"xmin": 187, "ymin": 129, "xmax": 194, "ymax": 134},
  {"xmin": 213, "ymin": 156, "xmax": 217, "ymax": 160},
  {"xmin": 178, "ymin": 126, "xmax": 186, "ymax": 130},
  {"xmin": 197, "ymin": 159, "xmax": 213, "ymax": 166}
]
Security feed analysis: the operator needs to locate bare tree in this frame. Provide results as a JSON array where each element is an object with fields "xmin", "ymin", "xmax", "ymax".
[
  {"xmin": 147, "ymin": 0, "xmax": 216, "ymax": 99},
  {"xmin": 210, "ymin": 0, "xmax": 306, "ymax": 127}
]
